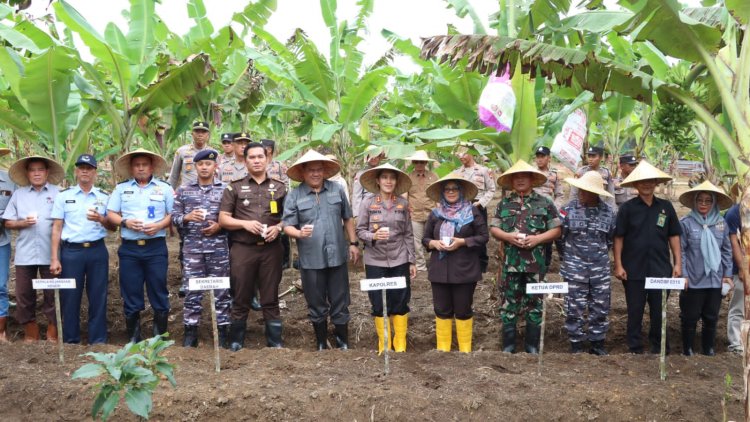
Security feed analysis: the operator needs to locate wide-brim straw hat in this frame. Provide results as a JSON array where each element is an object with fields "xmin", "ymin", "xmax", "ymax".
[
  {"xmin": 360, "ymin": 163, "xmax": 412, "ymax": 196},
  {"xmin": 0, "ymin": 148, "xmax": 10, "ymax": 157},
  {"xmin": 496, "ymin": 160, "xmax": 547, "ymax": 189},
  {"xmin": 426, "ymin": 173, "xmax": 478, "ymax": 203},
  {"xmin": 404, "ymin": 150, "xmax": 435, "ymax": 162},
  {"xmin": 679, "ymin": 180, "xmax": 733, "ymax": 210},
  {"xmin": 620, "ymin": 160, "xmax": 672, "ymax": 188},
  {"xmin": 565, "ymin": 171, "xmax": 613, "ymax": 198},
  {"xmin": 287, "ymin": 150, "xmax": 341, "ymax": 183},
  {"xmin": 9, "ymin": 156, "xmax": 65, "ymax": 186},
  {"xmin": 114, "ymin": 148, "xmax": 168, "ymax": 179}
]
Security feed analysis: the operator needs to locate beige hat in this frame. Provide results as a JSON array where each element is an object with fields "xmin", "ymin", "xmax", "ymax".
[
  {"xmin": 114, "ymin": 148, "xmax": 168, "ymax": 180},
  {"xmin": 0, "ymin": 148, "xmax": 10, "ymax": 157},
  {"xmin": 679, "ymin": 180, "xmax": 733, "ymax": 210},
  {"xmin": 496, "ymin": 160, "xmax": 547, "ymax": 189},
  {"xmin": 426, "ymin": 173, "xmax": 478, "ymax": 203},
  {"xmin": 565, "ymin": 171, "xmax": 613, "ymax": 198},
  {"xmin": 404, "ymin": 150, "xmax": 435, "ymax": 162},
  {"xmin": 287, "ymin": 150, "xmax": 341, "ymax": 182},
  {"xmin": 9, "ymin": 156, "xmax": 65, "ymax": 186},
  {"xmin": 360, "ymin": 163, "xmax": 412, "ymax": 196},
  {"xmin": 620, "ymin": 160, "xmax": 672, "ymax": 188}
]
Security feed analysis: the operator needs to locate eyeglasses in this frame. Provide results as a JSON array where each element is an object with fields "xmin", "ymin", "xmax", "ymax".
[
  {"xmin": 443, "ymin": 186, "xmax": 460, "ymax": 192},
  {"xmin": 696, "ymin": 199, "xmax": 714, "ymax": 205}
]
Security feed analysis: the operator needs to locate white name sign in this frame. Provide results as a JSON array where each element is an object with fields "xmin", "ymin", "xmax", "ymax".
[
  {"xmin": 526, "ymin": 282, "xmax": 569, "ymax": 294},
  {"xmin": 33, "ymin": 278, "xmax": 76, "ymax": 289},
  {"xmin": 360, "ymin": 277, "xmax": 407, "ymax": 291},
  {"xmin": 645, "ymin": 277, "xmax": 686, "ymax": 290},
  {"xmin": 189, "ymin": 277, "xmax": 230, "ymax": 291}
]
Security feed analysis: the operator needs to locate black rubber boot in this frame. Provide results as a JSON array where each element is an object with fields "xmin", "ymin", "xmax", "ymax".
[
  {"xmin": 153, "ymin": 311, "xmax": 169, "ymax": 337},
  {"xmin": 313, "ymin": 321, "xmax": 328, "ymax": 351},
  {"xmin": 502, "ymin": 324, "xmax": 517, "ymax": 353},
  {"xmin": 682, "ymin": 325, "xmax": 696, "ymax": 356},
  {"xmin": 702, "ymin": 326, "xmax": 716, "ymax": 356},
  {"xmin": 570, "ymin": 341, "xmax": 584, "ymax": 354},
  {"xmin": 265, "ymin": 320, "xmax": 284, "ymax": 348},
  {"xmin": 524, "ymin": 323, "xmax": 541, "ymax": 355},
  {"xmin": 125, "ymin": 312, "xmax": 141, "ymax": 344},
  {"xmin": 229, "ymin": 320, "xmax": 247, "ymax": 352},
  {"xmin": 183, "ymin": 325, "xmax": 198, "ymax": 348},
  {"xmin": 334, "ymin": 324, "xmax": 348, "ymax": 350},
  {"xmin": 218, "ymin": 325, "xmax": 230, "ymax": 349},
  {"xmin": 589, "ymin": 340, "xmax": 608, "ymax": 356}
]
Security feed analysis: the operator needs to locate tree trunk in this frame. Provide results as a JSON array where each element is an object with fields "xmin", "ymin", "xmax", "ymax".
[{"xmin": 738, "ymin": 191, "xmax": 750, "ymax": 421}]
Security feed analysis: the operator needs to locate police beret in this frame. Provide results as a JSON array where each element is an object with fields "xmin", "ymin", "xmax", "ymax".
[
  {"xmin": 194, "ymin": 149, "xmax": 218, "ymax": 162},
  {"xmin": 619, "ymin": 154, "xmax": 638, "ymax": 165},
  {"xmin": 586, "ymin": 146, "xmax": 604, "ymax": 156},
  {"xmin": 534, "ymin": 146, "xmax": 551, "ymax": 156},
  {"xmin": 220, "ymin": 133, "xmax": 234, "ymax": 143},
  {"xmin": 192, "ymin": 121, "xmax": 210, "ymax": 130}
]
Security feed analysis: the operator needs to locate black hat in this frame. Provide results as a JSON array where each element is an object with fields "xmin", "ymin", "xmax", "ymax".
[
  {"xmin": 619, "ymin": 154, "xmax": 638, "ymax": 165},
  {"xmin": 194, "ymin": 149, "xmax": 218, "ymax": 162},
  {"xmin": 75, "ymin": 154, "xmax": 97, "ymax": 168},
  {"xmin": 534, "ymin": 146, "xmax": 551, "ymax": 156},
  {"xmin": 586, "ymin": 146, "xmax": 604, "ymax": 156},
  {"xmin": 233, "ymin": 132, "xmax": 251, "ymax": 142},
  {"xmin": 220, "ymin": 133, "xmax": 233, "ymax": 143},
  {"xmin": 192, "ymin": 121, "xmax": 210, "ymax": 131},
  {"xmin": 261, "ymin": 139, "xmax": 276, "ymax": 150}
]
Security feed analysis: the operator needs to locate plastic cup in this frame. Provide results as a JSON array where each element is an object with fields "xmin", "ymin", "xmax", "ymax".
[
  {"xmin": 441, "ymin": 236, "xmax": 452, "ymax": 246},
  {"xmin": 27, "ymin": 211, "xmax": 38, "ymax": 223},
  {"xmin": 303, "ymin": 224, "xmax": 314, "ymax": 231},
  {"xmin": 722, "ymin": 282, "xmax": 731, "ymax": 296},
  {"xmin": 516, "ymin": 233, "xmax": 527, "ymax": 240},
  {"xmin": 261, "ymin": 224, "xmax": 268, "ymax": 238},
  {"xmin": 196, "ymin": 208, "xmax": 207, "ymax": 221}
]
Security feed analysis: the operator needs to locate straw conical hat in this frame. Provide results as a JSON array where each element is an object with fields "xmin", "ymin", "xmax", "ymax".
[
  {"xmin": 286, "ymin": 150, "xmax": 341, "ymax": 182},
  {"xmin": 114, "ymin": 149, "xmax": 168, "ymax": 180},
  {"xmin": 496, "ymin": 160, "xmax": 547, "ymax": 189},
  {"xmin": 620, "ymin": 160, "xmax": 672, "ymax": 188},
  {"xmin": 0, "ymin": 147, "xmax": 10, "ymax": 157},
  {"xmin": 679, "ymin": 180, "xmax": 733, "ymax": 210},
  {"xmin": 426, "ymin": 173, "xmax": 478, "ymax": 203},
  {"xmin": 360, "ymin": 163, "xmax": 412, "ymax": 196},
  {"xmin": 9, "ymin": 156, "xmax": 65, "ymax": 186},
  {"xmin": 404, "ymin": 150, "xmax": 435, "ymax": 162},
  {"xmin": 565, "ymin": 171, "xmax": 613, "ymax": 198}
]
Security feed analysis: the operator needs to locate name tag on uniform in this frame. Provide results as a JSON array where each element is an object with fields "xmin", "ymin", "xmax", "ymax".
[
  {"xmin": 657, "ymin": 213, "xmax": 666, "ymax": 227},
  {"xmin": 149, "ymin": 194, "xmax": 164, "ymax": 201},
  {"xmin": 65, "ymin": 200, "xmax": 76, "ymax": 203},
  {"xmin": 270, "ymin": 200, "xmax": 278, "ymax": 214}
]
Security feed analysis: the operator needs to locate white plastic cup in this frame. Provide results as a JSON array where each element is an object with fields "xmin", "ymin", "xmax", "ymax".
[
  {"xmin": 261, "ymin": 224, "xmax": 268, "ymax": 238},
  {"xmin": 303, "ymin": 224, "xmax": 314, "ymax": 231},
  {"xmin": 441, "ymin": 236, "xmax": 452, "ymax": 246},
  {"xmin": 722, "ymin": 282, "xmax": 731, "ymax": 296},
  {"xmin": 27, "ymin": 211, "xmax": 38, "ymax": 223},
  {"xmin": 196, "ymin": 208, "xmax": 207, "ymax": 221},
  {"xmin": 516, "ymin": 233, "xmax": 527, "ymax": 240}
]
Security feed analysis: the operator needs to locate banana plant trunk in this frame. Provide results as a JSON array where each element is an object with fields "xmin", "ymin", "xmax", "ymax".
[{"xmin": 739, "ymin": 196, "xmax": 750, "ymax": 421}]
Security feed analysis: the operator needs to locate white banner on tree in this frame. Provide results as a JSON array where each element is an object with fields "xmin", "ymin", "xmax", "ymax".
[{"xmin": 551, "ymin": 109, "xmax": 587, "ymax": 171}]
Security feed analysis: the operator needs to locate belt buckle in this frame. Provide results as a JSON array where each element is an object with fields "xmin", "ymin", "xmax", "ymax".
[
  {"xmin": 83, "ymin": 242, "xmax": 91, "ymax": 248},
  {"xmin": 137, "ymin": 239, "xmax": 146, "ymax": 246},
  {"xmin": 256, "ymin": 241, "xmax": 265, "ymax": 246}
]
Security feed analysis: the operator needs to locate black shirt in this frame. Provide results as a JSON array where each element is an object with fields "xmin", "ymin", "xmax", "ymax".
[{"xmin": 615, "ymin": 195, "xmax": 682, "ymax": 280}]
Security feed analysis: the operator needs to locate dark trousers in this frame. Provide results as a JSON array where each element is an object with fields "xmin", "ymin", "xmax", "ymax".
[
  {"xmin": 229, "ymin": 241, "xmax": 283, "ymax": 321},
  {"xmin": 623, "ymin": 279, "xmax": 669, "ymax": 352},
  {"xmin": 60, "ymin": 241, "xmax": 109, "ymax": 344},
  {"xmin": 478, "ymin": 206, "xmax": 488, "ymax": 272},
  {"xmin": 15, "ymin": 265, "xmax": 55, "ymax": 325},
  {"xmin": 431, "ymin": 282, "xmax": 477, "ymax": 320},
  {"xmin": 281, "ymin": 233, "xmax": 290, "ymax": 265},
  {"xmin": 679, "ymin": 288, "xmax": 721, "ymax": 332},
  {"xmin": 300, "ymin": 263, "xmax": 351, "ymax": 325},
  {"xmin": 118, "ymin": 238, "xmax": 169, "ymax": 317},
  {"xmin": 365, "ymin": 263, "xmax": 411, "ymax": 316}
]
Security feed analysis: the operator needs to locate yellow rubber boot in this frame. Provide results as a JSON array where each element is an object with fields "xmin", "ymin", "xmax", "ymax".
[
  {"xmin": 435, "ymin": 317, "xmax": 452, "ymax": 352},
  {"xmin": 392, "ymin": 314, "xmax": 408, "ymax": 352},
  {"xmin": 455, "ymin": 317, "xmax": 473, "ymax": 353},
  {"xmin": 374, "ymin": 317, "xmax": 391, "ymax": 355}
]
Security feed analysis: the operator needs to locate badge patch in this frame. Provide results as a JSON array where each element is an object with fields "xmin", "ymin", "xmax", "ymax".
[{"xmin": 657, "ymin": 214, "xmax": 666, "ymax": 227}]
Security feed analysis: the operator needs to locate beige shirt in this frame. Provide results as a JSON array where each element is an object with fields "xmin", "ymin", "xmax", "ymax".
[
  {"xmin": 356, "ymin": 194, "xmax": 415, "ymax": 267},
  {"xmin": 408, "ymin": 170, "xmax": 438, "ymax": 222},
  {"xmin": 455, "ymin": 163, "xmax": 496, "ymax": 208},
  {"xmin": 219, "ymin": 158, "xmax": 248, "ymax": 183},
  {"xmin": 533, "ymin": 166, "xmax": 563, "ymax": 207}
]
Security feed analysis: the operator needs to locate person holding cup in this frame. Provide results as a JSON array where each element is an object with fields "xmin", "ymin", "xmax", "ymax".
[
  {"xmin": 677, "ymin": 181, "xmax": 733, "ymax": 356},
  {"xmin": 3, "ymin": 155, "xmax": 64, "ymax": 342},
  {"xmin": 422, "ymin": 174, "xmax": 488, "ymax": 353},
  {"xmin": 356, "ymin": 163, "xmax": 416, "ymax": 354},
  {"xmin": 50, "ymin": 154, "xmax": 116, "ymax": 344}
]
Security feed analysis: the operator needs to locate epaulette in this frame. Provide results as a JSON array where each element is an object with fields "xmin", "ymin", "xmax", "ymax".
[
  {"xmin": 117, "ymin": 179, "xmax": 130, "ymax": 185},
  {"xmin": 270, "ymin": 177, "xmax": 286, "ymax": 186},
  {"xmin": 99, "ymin": 189, "xmax": 111, "ymax": 195},
  {"xmin": 230, "ymin": 176, "xmax": 245, "ymax": 184},
  {"xmin": 59, "ymin": 187, "xmax": 71, "ymax": 193}
]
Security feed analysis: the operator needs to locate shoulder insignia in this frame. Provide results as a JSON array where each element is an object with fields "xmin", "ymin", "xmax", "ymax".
[
  {"xmin": 98, "ymin": 188, "xmax": 111, "ymax": 195},
  {"xmin": 117, "ymin": 179, "xmax": 130, "ymax": 185},
  {"xmin": 59, "ymin": 187, "xmax": 71, "ymax": 193},
  {"xmin": 227, "ymin": 185, "xmax": 233, "ymax": 191}
]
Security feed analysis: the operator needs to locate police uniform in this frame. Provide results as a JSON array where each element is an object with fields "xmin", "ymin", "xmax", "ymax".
[
  {"xmin": 614, "ymin": 154, "xmax": 639, "ymax": 206},
  {"xmin": 352, "ymin": 166, "xmax": 375, "ymax": 218},
  {"xmin": 571, "ymin": 147, "xmax": 616, "ymax": 208},
  {"xmin": 455, "ymin": 162, "xmax": 496, "ymax": 272},
  {"xmin": 219, "ymin": 133, "xmax": 251, "ymax": 183},
  {"xmin": 219, "ymin": 172, "xmax": 286, "ymax": 349},
  {"xmin": 217, "ymin": 132, "xmax": 235, "ymax": 169},
  {"xmin": 560, "ymin": 198, "xmax": 615, "ymax": 349},
  {"xmin": 173, "ymin": 150, "xmax": 231, "ymax": 347},
  {"xmin": 107, "ymin": 166, "xmax": 174, "ymax": 341},
  {"xmin": 52, "ymin": 157, "xmax": 111, "ymax": 344},
  {"xmin": 167, "ymin": 121, "xmax": 212, "ymax": 189},
  {"xmin": 533, "ymin": 146, "xmax": 564, "ymax": 266}
]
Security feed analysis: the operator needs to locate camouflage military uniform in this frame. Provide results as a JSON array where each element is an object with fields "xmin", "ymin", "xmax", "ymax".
[
  {"xmin": 571, "ymin": 166, "xmax": 616, "ymax": 208},
  {"xmin": 613, "ymin": 176, "xmax": 638, "ymax": 206},
  {"xmin": 560, "ymin": 198, "xmax": 616, "ymax": 342},
  {"xmin": 491, "ymin": 191, "xmax": 561, "ymax": 326},
  {"xmin": 173, "ymin": 181, "xmax": 231, "ymax": 327},
  {"xmin": 219, "ymin": 157, "xmax": 248, "ymax": 183}
]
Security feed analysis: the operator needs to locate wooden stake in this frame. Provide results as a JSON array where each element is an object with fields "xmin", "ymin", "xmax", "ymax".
[
  {"xmin": 660, "ymin": 288, "xmax": 667, "ymax": 381},
  {"xmin": 382, "ymin": 289, "xmax": 389, "ymax": 375},
  {"xmin": 54, "ymin": 289, "xmax": 64, "ymax": 364},
  {"xmin": 538, "ymin": 293, "xmax": 548, "ymax": 376},
  {"xmin": 209, "ymin": 290, "xmax": 220, "ymax": 373}
]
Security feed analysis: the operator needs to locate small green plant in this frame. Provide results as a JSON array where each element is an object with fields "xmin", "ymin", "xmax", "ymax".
[
  {"xmin": 72, "ymin": 335, "xmax": 176, "ymax": 421},
  {"xmin": 722, "ymin": 373, "xmax": 733, "ymax": 422}
]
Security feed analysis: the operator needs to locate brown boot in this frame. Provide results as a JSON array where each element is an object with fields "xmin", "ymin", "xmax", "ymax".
[
  {"xmin": 0, "ymin": 317, "xmax": 8, "ymax": 343},
  {"xmin": 24, "ymin": 321, "xmax": 40, "ymax": 342},
  {"xmin": 46, "ymin": 323, "xmax": 58, "ymax": 343}
]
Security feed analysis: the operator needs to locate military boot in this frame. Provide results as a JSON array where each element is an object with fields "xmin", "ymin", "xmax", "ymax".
[
  {"xmin": 334, "ymin": 324, "xmax": 348, "ymax": 350},
  {"xmin": 589, "ymin": 340, "xmax": 608, "ymax": 356},
  {"xmin": 217, "ymin": 325, "xmax": 230, "ymax": 349},
  {"xmin": 702, "ymin": 325, "xmax": 716, "ymax": 356},
  {"xmin": 153, "ymin": 311, "xmax": 169, "ymax": 337},
  {"xmin": 524, "ymin": 323, "xmax": 541, "ymax": 355},
  {"xmin": 313, "ymin": 321, "xmax": 328, "ymax": 350},
  {"xmin": 502, "ymin": 324, "xmax": 517, "ymax": 353},
  {"xmin": 229, "ymin": 320, "xmax": 247, "ymax": 352},
  {"xmin": 265, "ymin": 320, "xmax": 283, "ymax": 348},
  {"xmin": 183, "ymin": 325, "xmax": 198, "ymax": 347},
  {"xmin": 682, "ymin": 325, "xmax": 696, "ymax": 356},
  {"xmin": 570, "ymin": 341, "xmax": 584, "ymax": 354},
  {"xmin": 125, "ymin": 313, "xmax": 141, "ymax": 343}
]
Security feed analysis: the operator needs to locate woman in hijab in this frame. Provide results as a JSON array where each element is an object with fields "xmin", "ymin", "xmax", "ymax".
[
  {"xmin": 678, "ymin": 181, "xmax": 733, "ymax": 356},
  {"xmin": 423, "ymin": 174, "xmax": 488, "ymax": 353}
]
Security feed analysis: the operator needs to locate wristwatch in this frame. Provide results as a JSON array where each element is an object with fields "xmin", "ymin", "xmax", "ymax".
[
  {"xmin": 349, "ymin": 241, "xmax": 359, "ymax": 247},
  {"xmin": 120, "ymin": 219, "xmax": 128, "ymax": 228}
]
